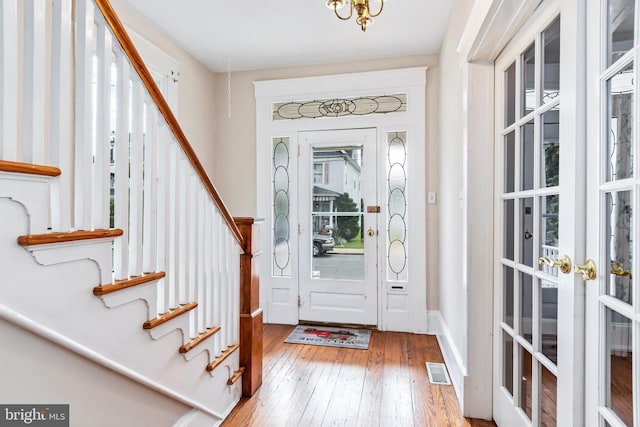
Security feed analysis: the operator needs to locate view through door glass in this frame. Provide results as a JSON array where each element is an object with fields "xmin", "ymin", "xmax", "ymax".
[
  {"xmin": 587, "ymin": 0, "xmax": 636, "ymax": 425},
  {"xmin": 496, "ymin": 15, "xmax": 561, "ymax": 427},
  {"xmin": 311, "ymin": 146, "xmax": 365, "ymax": 281}
]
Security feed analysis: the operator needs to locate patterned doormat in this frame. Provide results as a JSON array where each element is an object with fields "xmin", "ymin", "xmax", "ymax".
[{"xmin": 284, "ymin": 325, "xmax": 371, "ymax": 349}]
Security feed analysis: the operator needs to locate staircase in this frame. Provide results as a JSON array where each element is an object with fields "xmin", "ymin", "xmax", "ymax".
[{"xmin": 0, "ymin": 1, "xmax": 261, "ymax": 426}]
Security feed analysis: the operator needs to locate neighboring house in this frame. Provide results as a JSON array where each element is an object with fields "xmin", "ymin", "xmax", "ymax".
[{"xmin": 1, "ymin": 0, "xmax": 636, "ymax": 426}]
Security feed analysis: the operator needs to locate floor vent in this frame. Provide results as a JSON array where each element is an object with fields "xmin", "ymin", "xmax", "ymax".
[{"xmin": 426, "ymin": 362, "xmax": 451, "ymax": 385}]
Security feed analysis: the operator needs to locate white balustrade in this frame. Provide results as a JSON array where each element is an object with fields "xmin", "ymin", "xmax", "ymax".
[
  {"xmin": 50, "ymin": 0, "xmax": 73, "ymax": 231},
  {"xmin": 0, "ymin": 0, "xmax": 243, "ymax": 361}
]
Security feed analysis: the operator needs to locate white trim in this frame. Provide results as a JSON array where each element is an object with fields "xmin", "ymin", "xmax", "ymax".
[
  {"xmin": 0, "ymin": 303, "xmax": 225, "ymax": 422},
  {"xmin": 457, "ymin": 0, "xmax": 544, "ymax": 62},
  {"xmin": 427, "ymin": 310, "xmax": 465, "ymax": 404},
  {"xmin": 255, "ymin": 67, "xmax": 428, "ymax": 333}
]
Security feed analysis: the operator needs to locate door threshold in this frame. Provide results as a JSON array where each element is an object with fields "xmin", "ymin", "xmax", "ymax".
[{"xmin": 298, "ymin": 320, "xmax": 378, "ymax": 330}]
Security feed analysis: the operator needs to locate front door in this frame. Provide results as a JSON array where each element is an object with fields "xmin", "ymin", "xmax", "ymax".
[
  {"xmin": 585, "ymin": 0, "xmax": 637, "ymax": 425},
  {"xmin": 298, "ymin": 128, "xmax": 378, "ymax": 325}
]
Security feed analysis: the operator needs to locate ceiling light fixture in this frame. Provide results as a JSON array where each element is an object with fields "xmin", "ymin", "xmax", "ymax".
[{"xmin": 326, "ymin": 0, "xmax": 385, "ymax": 32}]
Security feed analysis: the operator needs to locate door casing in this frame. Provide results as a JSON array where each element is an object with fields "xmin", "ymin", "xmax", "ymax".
[{"xmin": 255, "ymin": 68, "xmax": 428, "ymax": 333}]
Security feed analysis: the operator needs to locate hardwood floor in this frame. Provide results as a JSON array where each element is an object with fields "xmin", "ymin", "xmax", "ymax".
[{"xmin": 222, "ymin": 324, "xmax": 496, "ymax": 427}]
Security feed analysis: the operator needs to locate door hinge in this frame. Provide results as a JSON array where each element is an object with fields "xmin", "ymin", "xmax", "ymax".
[
  {"xmin": 298, "ymin": 223, "xmax": 302, "ymax": 235},
  {"xmin": 298, "ymin": 295, "xmax": 302, "ymax": 307}
]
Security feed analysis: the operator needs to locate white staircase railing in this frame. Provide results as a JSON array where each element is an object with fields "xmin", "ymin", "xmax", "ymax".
[{"xmin": 1, "ymin": 0, "xmax": 242, "ymax": 386}]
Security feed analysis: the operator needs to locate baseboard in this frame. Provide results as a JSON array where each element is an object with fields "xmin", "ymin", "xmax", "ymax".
[{"xmin": 427, "ymin": 310, "xmax": 466, "ymax": 404}]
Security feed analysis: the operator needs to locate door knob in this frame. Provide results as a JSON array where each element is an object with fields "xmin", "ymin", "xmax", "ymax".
[
  {"xmin": 367, "ymin": 227, "xmax": 376, "ymax": 237},
  {"xmin": 538, "ymin": 255, "xmax": 572, "ymax": 274},
  {"xmin": 611, "ymin": 260, "xmax": 632, "ymax": 279},
  {"xmin": 574, "ymin": 259, "xmax": 597, "ymax": 281}
]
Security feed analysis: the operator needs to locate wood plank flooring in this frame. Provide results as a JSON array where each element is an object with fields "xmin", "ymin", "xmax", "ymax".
[{"xmin": 222, "ymin": 324, "xmax": 496, "ymax": 427}]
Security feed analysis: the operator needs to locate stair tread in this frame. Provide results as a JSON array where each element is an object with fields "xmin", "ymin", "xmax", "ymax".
[
  {"xmin": 180, "ymin": 326, "xmax": 222, "ymax": 354},
  {"xmin": 93, "ymin": 272, "xmax": 165, "ymax": 296},
  {"xmin": 0, "ymin": 160, "xmax": 61, "ymax": 177},
  {"xmin": 143, "ymin": 302, "xmax": 198, "ymax": 330},
  {"xmin": 206, "ymin": 343, "xmax": 239, "ymax": 372},
  {"xmin": 18, "ymin": 229, "xmax": 124, "ymax": 246}
]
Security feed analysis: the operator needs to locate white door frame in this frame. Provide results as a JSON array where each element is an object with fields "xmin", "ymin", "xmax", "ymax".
[
  {"xmin": 456, "ymin": 0, "xmax": 587, "ymax": 422},
  {"xmin": 254, "ymin": 67, "xmax": 427, "ymax": 333}
]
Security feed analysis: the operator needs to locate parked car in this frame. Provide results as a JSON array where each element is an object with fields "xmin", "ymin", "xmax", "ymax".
[{"xmin": 313, "ymin": 234, "xmax": 335, "ymax": 256}]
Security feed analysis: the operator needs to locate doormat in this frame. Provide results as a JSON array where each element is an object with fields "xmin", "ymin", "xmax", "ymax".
[{"xmin": 284, "ymin": 325, "xmax": 371, "ymax": 350}]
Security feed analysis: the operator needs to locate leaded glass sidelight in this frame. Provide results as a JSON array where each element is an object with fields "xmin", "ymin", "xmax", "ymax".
[
  {"xmin": 387, "ymin": 132, "xmax": 408, "ymax": 282},
  {"xmin": 273, "ymin": 137, "xmax": 291, "ymax": 277}
]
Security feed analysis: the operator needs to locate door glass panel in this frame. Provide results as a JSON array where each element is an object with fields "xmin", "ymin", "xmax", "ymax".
[
  {"xmin": 521, "ymin": 198, "xmax": 534, "ymax": 267},
  {"xmin": 605, "ymin": 307, "xmax": 633, "ymax": 425},
  {"xmin": 387, "ymin": 131, "xmax": 408, "ymax": 282},
  {"xmin": 607, "ymin": 62, "xmax": 634, "ymax": 182},
  {"xmin": 311, "ymin": 147, "xmax": 364, "ymax": 281},
  {"xmin": 503, "ymin": 330, "xmax": 514, "ymax": 396},
  {"xmin": 607, "ymin": 0, "xmax": 635, "ymax": 66},
  {"xmin": 506, "ymin": 131, "xmax": 516, "ymax": 193},
  {"xmin": 522, "ymin": 43, "xmax": 536, "ymax": 115},
  {"xmin": 540, "ymin": 195, "xmax": 560, "ymax": 276},
  {"xmin": 506, "ymin": 62, "xmax": 517, "ymax": 127},
  {"xmin": 505, "ymin": 266, "xmax": 515, "ymax": 328},
  {"xmin": 542, "ymin": 110, "xmax": 560, "ymax": 188},
  {"xmin": 522, "ymin": 121, "xmax": 535, "ymax": 191},
  {"xmin": 272, "ymin": 137, "xmax": 292, "ymax": 277},
  {"xmin": 543, "ymin": 17, "xmax": 561, "ymax": 104},
  {"xmin": 520, "ymin": 347, "xmax": 533, "ymax": 420},
  {"xmin": 505, "ymin": 199, "xmax": 515, "ymax": 260},
  {"xmin": 605, "ymin": 191, "xmax": 633, "ymax": 304},
  {"xmin": 521, "ymin": 273, "xmax": 533, "ymax": 345},
  {"xmin": 541, "ymin": 280, "xmax": 558, "ymax": 364},
  {"xmin": 540, "ymin": 364, "xmax": 557, "ymax": 426}
]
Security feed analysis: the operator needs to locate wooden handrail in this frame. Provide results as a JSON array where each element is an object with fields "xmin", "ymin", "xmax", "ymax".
[
  {"xmin": 93, "ymin": 0, "xmax": 243, "ymax": 246},
  {"xmin": 0, "ymin": 160, "xmax": 61, "ymax": 177},
  {"xmin": 17, "ymin": 229, "xmax": 123, "ymax": 246}
]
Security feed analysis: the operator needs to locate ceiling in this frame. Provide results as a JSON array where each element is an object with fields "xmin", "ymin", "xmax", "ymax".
[{"xmin": 120, "ymin": 0, "xmax": 455, "ymax": 73}]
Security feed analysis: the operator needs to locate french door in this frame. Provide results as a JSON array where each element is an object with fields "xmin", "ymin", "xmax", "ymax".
[
  {"xmin": 585, "ymin": 0, "xmax": 638, "ymax": 425},
  {"xmin": 298, "ymin": 129, "xmax": 378, "ymax": 325},
  {"xmin": 493, "ymin": 3, "xmax": 584, "ymax": 425}
]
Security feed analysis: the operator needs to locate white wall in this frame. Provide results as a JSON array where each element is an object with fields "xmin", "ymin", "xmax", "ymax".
[
  {"xmin": 438, "ymin": 0, "xmax": 475, "ymax": 361},
  {"xmin": 110, "ymin": 0, "xmax": 219, "ymax": 180},
  {"xmin": 0, "ymin": 319, "xmax": 189, "ymax": 427},
  {"xmin": 212, "ymin": 56, "xmax": 441, "ymax": 309}
]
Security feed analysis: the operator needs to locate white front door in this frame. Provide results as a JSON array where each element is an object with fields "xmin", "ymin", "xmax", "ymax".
[
  {"xmin": 493, "ymin": 3, "xmax": 587, "ymax": 425},
  {"xmin": 585, "ymin": 0, "xmax": 637, "ymax": 425},
  {"xmin": 298, "ymin": 128, "xmax": 378, "ymax": 325}
]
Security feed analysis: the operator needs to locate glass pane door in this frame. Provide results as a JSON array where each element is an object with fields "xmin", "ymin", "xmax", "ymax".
[
  {"xmin": 298, "ymin": 129, "xmax": 378, "ymax": 326},
  {"xmin": 586, "ymin": 0, "xmax": 637, "ymax": 425},
  {"xmin": 495, "ymin": 14, "xmax": 562, "ymax": 427}
]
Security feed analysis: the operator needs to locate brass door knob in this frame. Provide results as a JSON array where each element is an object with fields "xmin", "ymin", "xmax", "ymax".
[
  {"xmin": 574, "ymin": 259, "xmax": 597, "ymax": 281},
  {"xmin": 538, "ymin": 255, "xmax": 572, "ymax": 274},
  {"xmin": 611, "ymin": 260, "xmax": 632, "ymax": 279},
  {"xmin": 367, "ymin": 228, "xmax": 376, "ymax": 237}
]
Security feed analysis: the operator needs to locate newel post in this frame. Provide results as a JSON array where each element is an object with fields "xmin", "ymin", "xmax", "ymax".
[{"xmin": 234, "ymin": 217, "xmax": 263, "ymax": 397}]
